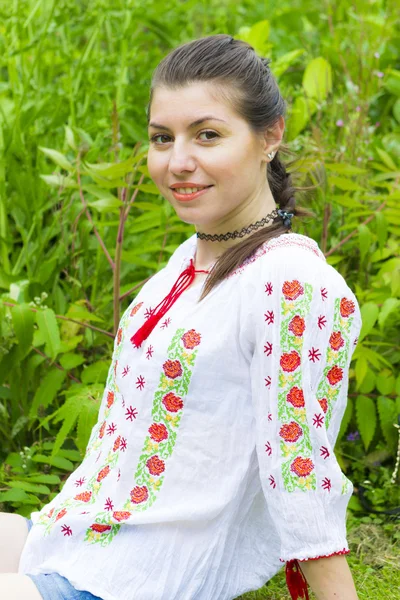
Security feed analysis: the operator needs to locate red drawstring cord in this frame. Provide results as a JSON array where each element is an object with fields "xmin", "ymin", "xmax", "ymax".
[
  {"xmin": 286, "ymin": 560, "xmax": 310, "ymax": 599},
  {"xmin": 130, "ymin": 259, "xmax": 209, "ymax": 347}
]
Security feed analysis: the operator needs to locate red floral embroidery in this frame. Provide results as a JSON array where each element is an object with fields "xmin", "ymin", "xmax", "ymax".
[
  {"xmin": 107, "ymin": 391, "xmax": 115, "ymax": 409},
  {"xmin": 280, "ymin": 351, "xmax": 301, "ymax": 372},
  {"xmin": 130, "ymin": 486, "xmax": 149, "ymax": 504},
  {"xmin": 105, "ymin": 498, "xmax": 114, "ymax": 511},
  {"xmin": 130, "ymin": 302, "xmax": 143, "ymax": 316},
  {"xmin": 265, "ymin": 441, "xmax": 272, "ymax": 456},
  {"xmin": 322, "ymin": 477, "xmax": 331, "ymax": 492},
  {"xmin": 117, "ymin": 328, "xmax": 123, "ymax": 345},
  {"xmin": 264, "ymin": 342, "xmax": 273, "ymax": 356},
  {"xmin": 265, "ymin": 376, "xmax": 271, "ymax": 388},
  {"xmin": 47, "ymin": 508, "xmax": 55, "ymax": 518},
  {"xmin": 90, "ymin": 523, "xmax": 112, "ymax": 533},
  {"xmin": 327, "ymin": 365, "xmax": 343, "ymax": 386},
  {"xmin": 279, "ymin": 421, "xmax": 303, "ymax": 443},
  {"xmin": 122, "ymin": 365, "xmax": 130, "ymax": 377},
  {"xmin": 318, "ymin": 398, "xmax": 328, "ymax": 414},
  {"xmin": 320, "ymin": 446, "xmax": 330, "ymax": 459},
  {"xmin": 340, "ymin": 298, "xmax": 355, "ymax": 317},
  {"xmin": 283, "ymin": 280, "xmax": 304, "ymax": 301},
  {"xmin": 113, "ymin": 436, "xmax": 121, "ymax": 451},
  {"xmin": 264, "ymin": 310, "xmax": 274, "ymax": 324},
  {"xmin": 182, "ymin": 329, "xmax": 202, "ymax": 349},
  {"xmin": 321, "ymin": 287, "xmax": 328, "ymax": 300},
  {"xmin": 146, "ymin": 346, "xmax": 154, "ymax": 359},
  {"xmin": 146, "ymin": 455, "xmax": 165, "ymax": 476},
  {"xmin": 288, "ymin": 315, "xmax": 305, "ymax": 337},
  {"xmin": 163, "ymin": 359, "xmax": 183, "ymax": 379},
  {"xmin": 74, "ymin": 491, "xmax": 92, "ymax": 502},
  {"xmin": 61, "ymin": 524, "xmax": 72, "ymax": 536},
  {"xmin": 55, "ymin": 508, "xmax": 67, "ymax": 521},
  {"xmin": 290, "ymin": 457, "xmax": 314, "ymax": 477},
  {"xmin": 162, "ymin": 392, "xmax": 183, "ymax": 412},
  {"xmin": 317, "ymin": 315, "xmax": 327, "ymax": 329},
  {"xmin": 99, "ymin": 421, "xmax": 106, "ymax": 439},
  {"xmin": 148, "ymin": 423, "xmax": 169, "ymax": 442},
  {"xmin": 308, "ymin": 347, "xmax": 321, "ymax": 362},
  {"xmin": 136, "ymin": 375, "xmax": 145, "ymax": 390},
  {"xmin": 125, "ymin": 406, "xmax": 138, "ymax": 421},
  {"xmin": 313, "ymin": 413, "xmax": 324, "ymax": 428},
  {"xmin": 107, "ymin": 422, "xmax": 117, "ymax": 436},
  {"xmin": 265, "ymin": 282, "xmax": 273, "ymax": 295},
  {"xmin": 286, "ymin": 386, "xmax": 305, "ymax": 408},
  {"xmin": 329, "ymin": 331, "xmax": 345, "ymax": 351},
  {"xmin": 97, "ymin": 466, "xmax": 110, "ymax": 482},
  {"xmin": 269, "ymin": 475, "xmax": 276, "ymax": 488},
  {"xmin": 112, "ymin": 511, "xmax": 131, "ymax": 522}
]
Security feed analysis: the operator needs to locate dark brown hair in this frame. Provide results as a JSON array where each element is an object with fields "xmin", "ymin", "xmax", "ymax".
[{"xmin": 147, "ymin": 34, "xmax": 314, "ymax": 300}]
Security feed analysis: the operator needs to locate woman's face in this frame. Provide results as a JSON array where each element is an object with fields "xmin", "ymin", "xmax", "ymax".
[{"xmin": 147, "ymin": 82, "xmax": 277, "ymax": 229}]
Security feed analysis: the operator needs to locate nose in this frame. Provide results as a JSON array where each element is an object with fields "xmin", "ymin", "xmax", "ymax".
[{"xmin": 168, "ymin": 139, "xmax": 197, "ymax": 174}]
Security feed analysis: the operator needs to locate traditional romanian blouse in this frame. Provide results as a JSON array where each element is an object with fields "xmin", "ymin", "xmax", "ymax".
[{"xmin": 19, "ymin": 232, "xmax": 362, "ymax": 600}]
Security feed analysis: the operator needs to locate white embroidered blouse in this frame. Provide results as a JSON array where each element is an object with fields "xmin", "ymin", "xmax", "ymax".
[{"xmin": 19, "ymin": 232, "xmax": 362, "ymax": 600}]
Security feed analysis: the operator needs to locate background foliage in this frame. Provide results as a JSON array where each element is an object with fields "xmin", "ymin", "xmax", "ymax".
[{"xmin": 0, "ymin": 1, "xmax": 399, "ymax": 592}]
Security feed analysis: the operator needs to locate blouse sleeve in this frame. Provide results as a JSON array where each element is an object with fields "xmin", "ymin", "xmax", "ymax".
[{"xmin": 248, "ymin": 250, "xmax": 362, "ymax": 563}]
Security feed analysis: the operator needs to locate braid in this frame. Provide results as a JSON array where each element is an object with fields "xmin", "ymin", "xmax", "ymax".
[{"xmin": 268, "ymin": 151, "xmax": 296, "ymax": 216}]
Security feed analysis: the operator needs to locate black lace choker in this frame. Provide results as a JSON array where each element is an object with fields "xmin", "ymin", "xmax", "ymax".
[{"xmin": 196, "ymin": 208, "xmax": 293, "ymax": 242}]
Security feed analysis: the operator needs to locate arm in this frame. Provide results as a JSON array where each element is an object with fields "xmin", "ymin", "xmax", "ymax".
[
  {"xmin": 247, "ymin": 250, "xmax": 362, "ymax": 599},
  {"xmin": 299, "ymin": 555, "xmax": 359, "ymax": 600}
]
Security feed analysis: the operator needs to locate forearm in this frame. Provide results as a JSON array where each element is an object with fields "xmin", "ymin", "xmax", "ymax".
[{"xmin": 299, "ymin": 555, "xmax": 359, "ymax": 600}]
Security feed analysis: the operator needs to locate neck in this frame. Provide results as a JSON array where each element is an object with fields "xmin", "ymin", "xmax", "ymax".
[{"xmin": 194, "ymin": 193, "xmax": 277, "ymax": 270}]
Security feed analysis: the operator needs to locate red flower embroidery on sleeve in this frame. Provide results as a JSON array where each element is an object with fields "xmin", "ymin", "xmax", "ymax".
[
  {"xmin": 162, "ymin": 392, "xmax": 183, "ymax": 412},
  {"xmin": 327, "ymin": 366, "xmax": 343, "ymax": 386},
  {"xmin": 290, "ymin": 457, "xmax": 314, "ymax": 477},
  {"xmin": 106, "ymin": 391, "xmax": 115, "ymax": 408},
  {"xmin": 182, "ymin": 329, "xmax": 202, "ymax": 349},
  {"xmin": 97, "ymin": 466, "xmax": 110, "ymax": 482},
  {"xmin": 148, "ymin": 423, "xmax": 169, "ymax": 442},
  {"xmin": 282, "ymin": 281, "xmax": 304, "ymax": 300},
  {"xmin": 163, "ymin": 360, "xmax": 182, "ymax": 379},
  {"xmin": 340, "ymin": 298, "xmax": 355, "ymax": 317},
  {"xmin": 146, "ymin": 456, "xmax": 165, "ymax": 476},
  {"xmin": 130, "ymin": 486, "xmax": 149, "ymax": 504},
  {"xmin": 329, "ymin": 332, "xmax": 345, "ymax": 351},
  {"xmin": 318, "ymin": 398, "xmax": 328, "ymax": 414},
  {"xmin": 280, "ymin": 351, "xmax": 301, "ymax": 372},
  {"xmin": 279, "ymin": 422, "xmax": 303, "ymax": 443},
  {"xmin": 288, "ymin": 315, "xmax": 305, "ymax": 337},
  {"xmin": 286, "ymin": 386, "xmax": 305, "ymax": 408},
  {"xmin": 113, "ymin": 511, "xmax": 131, "ymax": 522},
  {"xmin": 74, "ymin": 491, "xmax": 92, "ymax": 502}
]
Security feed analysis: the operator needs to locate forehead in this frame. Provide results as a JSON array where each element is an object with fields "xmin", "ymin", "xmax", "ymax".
[{"xmin": 149, "ymin": 82, "xmax": 239, "ymax": 127}]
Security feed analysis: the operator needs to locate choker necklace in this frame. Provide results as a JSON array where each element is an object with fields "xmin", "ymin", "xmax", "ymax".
[{"xmin": 196, "ymin": 208, "xmax": 292, "ymax": 242}]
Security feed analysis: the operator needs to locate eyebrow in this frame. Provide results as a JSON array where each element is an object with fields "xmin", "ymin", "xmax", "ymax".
[{"xmin": 148, "ymin": 116, "xmax": 227, "ymax": 130}]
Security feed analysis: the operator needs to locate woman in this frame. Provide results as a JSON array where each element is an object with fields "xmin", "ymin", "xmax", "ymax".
[{"xmin": 1, "ymin": 34, "xmax": 361, "ymax": 599}]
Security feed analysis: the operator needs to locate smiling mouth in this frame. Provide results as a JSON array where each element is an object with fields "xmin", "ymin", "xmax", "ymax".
[{"xmin": 171, "ymin": 185, "xmax": 213, "ymax": 193}]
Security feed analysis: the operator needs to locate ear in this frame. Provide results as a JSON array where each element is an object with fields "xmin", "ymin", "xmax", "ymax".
[{"xmin": 261, "ymin": 116, "xmax": 285, "ymax": 161}]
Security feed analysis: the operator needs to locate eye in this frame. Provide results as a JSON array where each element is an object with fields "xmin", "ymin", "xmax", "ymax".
[{"xmin": 149, "ymin": 130, "xmax": 220, "ymax": 144}]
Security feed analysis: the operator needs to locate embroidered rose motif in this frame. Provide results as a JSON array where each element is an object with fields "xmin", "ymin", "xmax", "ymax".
[
  {"xmin": 327, "ymin": 366, "xmax": 343, "ymax": 386},
  {"xmin": 117, "ymin": 328, "xmax": 123, "ymax": 345},
  {"xmin": 182, "ymin": 329, "xmax": 201, "ymax": 349},
  {"xmin": 130, "ymin": 486, "xmax": 149, "ymax": 504},
  {"xmin": 329, "ymin": 331, "xmax": 345, "ymax": 351},
  {"xmin": 146, "ymin": 455, "xmax": 165, "ymax": 476},
  {"xmin": 282, "ymin": 280, "xmax": 304, "ymax": 301},
  {"xmin": 148, "ymin": 423, "xmax": 169, "ymax": 442},
  {"xmin": 47, "ymin": 508, "xmax": 54, "ymax": 518},
  {"xmin": 279, "ymin": 421, "xmax": 303, "ymax": 443},
  {"xmin": 290, "ymin": 457, "xmax": 314, "ymax": 477},
  {"xmin": 162, "ymin": 392, "xmax": 183, "ymax": 412},
  {"xmin": 280, "ymin": 351, "xmax": 301, "ymax": 372},
  {"xmin": 288, "ymin": 315, "xmax": 305, "ymax": 337},
  {"xmin": 318, "ymin": 398, "xmax": 328, "ymax": 414},
  {"xmin": 107, "ymin": 391, "xmax": 115, "ymax": 409},
  {"xmin": 130, "ymin": 302, "xmax": 143, "ymax": 317},
  {"xmin": 90, "ymin": 523, "xmax": 112, "ymax": 533},
  {"xmin": 55, "ymin": 508, "xmax": 67, "ymax": 521},
  {"xmin": 99, "ymin": 421, "xmax": 106, "ymax": 439},
  {"xmin": 340, "ymin": 298, "xmax": 355, "ymax": 318},
  {"xmin": 97, "ymin": 465, "xmax": 111, "ymax": 482},
  {"xmin": 112, "ymin": 511, "xmax": 131, "ymax": 522},
  {"xmin": 286, "ymin": 386, "xmax": 305, "ymax": 408},
  {"xmin": 113, "ymin": 436, "xmax": 121, "ymax": 452},
  {"xmin": 74, "ymin": 491, "xmax": 92, "ymax": 502},
  {"xmin": 163, "ymin": 359, "xmax": 183, "ymax": 379}
]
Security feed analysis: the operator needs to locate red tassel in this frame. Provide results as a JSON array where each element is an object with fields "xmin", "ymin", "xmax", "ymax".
[
  {"xmin": 130, "ymin": 259, "xmax": 198, "ymax": 347},
  {"xmin": 286, "ymin": 560, "xmax": 309, "ymax": 600}
]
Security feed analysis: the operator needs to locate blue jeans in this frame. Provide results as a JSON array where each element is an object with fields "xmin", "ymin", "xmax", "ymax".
[{"xmin": 24, "ymin": 518, "xmax": 102, "ymax": 600}]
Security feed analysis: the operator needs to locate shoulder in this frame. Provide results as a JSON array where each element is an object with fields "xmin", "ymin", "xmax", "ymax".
[{"xmin": 238, "ymin": 232, "xmax": 358, "ymax": 306}]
